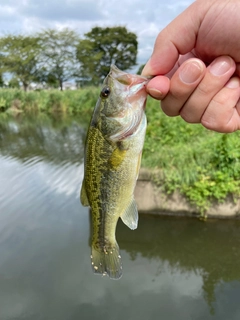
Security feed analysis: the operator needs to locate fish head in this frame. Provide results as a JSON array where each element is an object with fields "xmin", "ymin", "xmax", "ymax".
[{"xmin": 97, "ymin": 65, "xmax": 148, "ymax": 141}]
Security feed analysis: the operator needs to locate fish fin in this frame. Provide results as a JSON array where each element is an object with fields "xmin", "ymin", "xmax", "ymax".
[
  {"xmin": 136, "ymin": 151, "xmax": 142, "ymax": 180},
  {"xmin": 121, "ymin": 198, "xmax": 138, "ymax": 230},
  {"xmin": 80, "ymin": 179, "xmax": 89, "ymax": 206},
  {"xmin": 108, "ymin": 147, "xmax": 127, "ymax": 170},
  {"xmin": 91, "ymin": 244, "xmax": 122, "ymax": 280}
]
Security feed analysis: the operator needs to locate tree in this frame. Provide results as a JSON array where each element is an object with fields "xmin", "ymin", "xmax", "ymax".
[
  {"xmin": 45, "ymin": 73, "xmax": 59, "ymax": 89},
  {"xmin": 8, "ymin": 77, "xmax": 20, "ymax": 89},
  {"xmin": 137, "ymin": 64, "xmax": 145, "ymax": 75},
  {"xmin": 0, "ymin": 73, "xmax": 4, "ymax": 87},
  {"xmin": 76, "ymin": 26, "xmax": 138, "ymax": 85},
  {"xmin": 38, "ymin": 28, "xmax": 79, "ymax": 91},
  {"xmin": 0, "ymin": 35, "xmax": 42, "ymax": 91}
]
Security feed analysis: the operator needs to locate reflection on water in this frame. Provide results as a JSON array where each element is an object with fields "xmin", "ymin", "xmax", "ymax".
[{"xmin": 1, "ymin": 114, "xmax": 240, "ymax": 320}]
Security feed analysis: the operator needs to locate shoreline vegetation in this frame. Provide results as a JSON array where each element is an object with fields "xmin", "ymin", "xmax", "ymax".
[{"xmin": 1, "ymin": 88, "xmax": 240, "ymax": 217}]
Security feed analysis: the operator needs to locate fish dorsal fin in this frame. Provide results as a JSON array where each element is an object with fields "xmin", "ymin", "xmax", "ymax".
[
  {"xmin": 80, "ymin": 179, "xmax": 89, "ymax": 206},
  {"xmin": 121, "ymin": 198, "xmax": 138, "ymax": 230}
]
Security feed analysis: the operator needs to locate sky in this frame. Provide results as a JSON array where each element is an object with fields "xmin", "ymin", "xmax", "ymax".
[{"xmin": 0, "ymin": 0, "xmax": 194, "ymax": 68}]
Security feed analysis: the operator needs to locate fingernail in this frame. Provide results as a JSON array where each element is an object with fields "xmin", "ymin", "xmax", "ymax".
[
  {"xmin": 209, "ymin": 56, "xmax": 233, "ymax": 76},
  {"xmin": 226, "ymin": 77, "xmax": 240, "ymax": 88},
  {"xmin": 179, "ymin": 60, "xmax": 204, "ymax": 84},
  {"xmin": 148, "ymin": 88, "xmax": 163, "ymax": 99}
]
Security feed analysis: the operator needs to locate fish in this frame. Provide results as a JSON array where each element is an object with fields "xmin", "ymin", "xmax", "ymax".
[{"xmin": 80, "ymin": 65, "xmax": 148, "ymax": 279}]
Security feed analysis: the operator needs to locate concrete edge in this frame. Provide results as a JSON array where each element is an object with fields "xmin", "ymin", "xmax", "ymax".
[{"xmin": 135, "ymin": 168, "xmax": 240, "ymax": 219}]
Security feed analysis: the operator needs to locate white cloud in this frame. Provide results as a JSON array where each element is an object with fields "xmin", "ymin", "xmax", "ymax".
[
  {"xmin": 20, "ymin": 0, "xmax": 105, "ymax": 21},
  {"xmin": 0, "ymin": 0, "xmax": 195, "ymax": 66}
]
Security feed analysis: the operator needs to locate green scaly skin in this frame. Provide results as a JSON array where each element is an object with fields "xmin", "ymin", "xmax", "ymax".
[{"xmin": 80, "ymin": 65, "xmax": 148, "ymax": 279}]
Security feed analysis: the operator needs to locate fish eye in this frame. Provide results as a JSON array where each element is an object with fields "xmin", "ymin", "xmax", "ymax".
[{"xmin": 100, "ymin": 86, "xmax": 111, "ymax": 98}]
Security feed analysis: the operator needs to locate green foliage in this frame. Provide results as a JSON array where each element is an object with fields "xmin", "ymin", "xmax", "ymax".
[
  {"xmin": 0, "ymin": 35, "xmax": 42, "ymax": 91},
  {"xmin": 76, "ymin": 26, "xmax": 138, "ymax": 85},
  {"xmin": 0, "ymin": 27, "xmax": 139, "ymax": 89},
  {"xmin": 1, "ymin": 89, "xmax": 240, "ymax": 213},
  {"xmin": 45, "ymin": 73, "xmax": 59, "ymax": 88},
  {"xmin": 0, "ymin": 97, "xmax": 7, "ymax": 111},
  {"xmin": 38, "ymin": 28, "xmax": 80, "ymax": 90},
  {"xmin": 8, "ymin": 77, "xmax": 20, "ymax": 89},
  {"xmin": 182, "ymin": 134, "xmax": 240, "ymax": 212},
  {"xmin": 0, "ymin": 88, "xmax": 99, "ymax": 119},
  {"xmin": 136, "ymin": 64, "xmax": 145, "ymax": 75},
  {"xmin": 0, "ymin": 73, "xmax": 4, "ymax": 87},
  {"xmin": 143, "ymin": 97, "xmax": 240, "ymax": 213}
]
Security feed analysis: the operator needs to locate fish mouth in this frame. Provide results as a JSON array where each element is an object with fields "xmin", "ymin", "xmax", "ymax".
[
  {"xmin": 109, "ymin": 65, "xmax": 149, "ymax": 97},
  {"xmin": 106, "ymin": 65, "xmax": 148, "ymax": 142}
]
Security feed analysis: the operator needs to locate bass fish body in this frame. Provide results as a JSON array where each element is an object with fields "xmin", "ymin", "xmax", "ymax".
[{"xmin": 80, "ymin": 65, "xmax": 148, "ymax": 279}]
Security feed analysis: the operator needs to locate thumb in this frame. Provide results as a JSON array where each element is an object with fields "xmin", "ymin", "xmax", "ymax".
[{"xmin": 142, "ymin": 1, "xmax": 209, "ymax": 77}]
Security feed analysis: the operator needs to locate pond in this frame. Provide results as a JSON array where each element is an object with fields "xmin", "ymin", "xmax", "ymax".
[{"xmin": 0, "ymin": 113, "xmax": 240, "ymax": 320}]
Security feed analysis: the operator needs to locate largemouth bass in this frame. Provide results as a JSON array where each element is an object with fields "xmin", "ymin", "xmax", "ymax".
[{"xmin": 80, "ymin": 65, "xmax": 148, "ymax": 279}]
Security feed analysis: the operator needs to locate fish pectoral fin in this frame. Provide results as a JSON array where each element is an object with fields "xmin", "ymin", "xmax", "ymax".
[
  {"xmin": 136, "ymin": 151, "xmax": 142, "ymax": 180},
  {"xmin": 121, "ymin": 198, "xmax": 138, "ymax": 230},
  {"xmin": 108, "ymin": 147, "xmax": 127, "ymax": 170},
  {"xmin": 80, "ymin": 179, "xmax": 89, "ymax": 206}
]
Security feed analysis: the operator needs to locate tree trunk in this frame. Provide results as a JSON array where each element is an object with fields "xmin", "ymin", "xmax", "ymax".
[
  {"xmin": 59, "ymin": 79, "xmax": 63, "ymax": 91},
  {"xmin": 23, "ymin": 82, "xmax": 28, "ymax": 92}
]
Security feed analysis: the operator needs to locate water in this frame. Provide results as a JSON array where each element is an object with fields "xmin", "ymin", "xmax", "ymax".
[{"xmin": 1, "ymin": 113, "xmax": 240, "ymax": 320}]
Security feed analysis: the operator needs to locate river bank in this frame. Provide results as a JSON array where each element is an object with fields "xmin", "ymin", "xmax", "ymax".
[
  {"xmin": 1, "ymin": 89, "xmax": 240, "ymax": 215},
  {"xmin": 136, "ymin": 168, "xmax": 240, "ymax": 219}
]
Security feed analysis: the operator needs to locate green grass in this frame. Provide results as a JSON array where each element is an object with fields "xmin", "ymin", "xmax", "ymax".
[
  {"xmin": 144, "ymin": 97, "xmax": 240, "ymax": 213},
  {"xmin": 1, "ymin": 88, "xmax": 240, "ymax": 213},
  {"xmin": 0, "ymin": 88, "xmax": 99, "ymax": 118}
]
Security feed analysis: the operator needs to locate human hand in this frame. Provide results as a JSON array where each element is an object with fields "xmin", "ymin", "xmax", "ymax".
[{"xmin": 142, "ymin": 0, "xmax": 240, "ymax": 133}]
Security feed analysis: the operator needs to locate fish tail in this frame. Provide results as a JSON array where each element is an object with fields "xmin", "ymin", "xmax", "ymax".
[{"xmin": 91, "ymin": 243, "xmax": 122, "ymax": 280}]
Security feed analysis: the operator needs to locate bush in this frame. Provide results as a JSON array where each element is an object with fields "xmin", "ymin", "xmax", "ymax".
[
  {"xmin": 144, "ymin": 98, "xmax": 240, "ymax": 213},
  {"xmin": 0, "ymin": 87, "xmax": 99, "ymax": 117}
]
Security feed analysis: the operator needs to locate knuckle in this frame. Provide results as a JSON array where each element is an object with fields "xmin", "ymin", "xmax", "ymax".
[
  {"xmin": 201, "ymin": 118, "xmax": 234, "ymax": 133},
  {"xmin": 201, "ymin": 108, "xmax": 235, "ymax": 133},
  {"xmin": 170, "ymin": 88, "xmax": 188, "ymax": 101},
  {"xmin": 180, "ymin": 106, "xmax": 201, "ymax": 123},
  {"xmin": 161, "ymin": 100, "xmax": 180, "ymax": 117},
  {"xmin": 210, "ymin": 94, "xmax": 227, "ymax": 107},
  {"xmin": 201, "ymin": 115, "xmax": 219, "ymax": 131},
  {"xmin": 161, "ymin": 105, "xmax": 179, "ymax": 117},
  {"xmin": 195, "ymin": 82, "xmax": 212, "ymax": 96}
]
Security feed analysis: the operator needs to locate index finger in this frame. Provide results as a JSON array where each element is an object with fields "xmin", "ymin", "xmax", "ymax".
[{"xmin": 141, "ymin": 1, "xmax": 207, "ymax": 77}]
